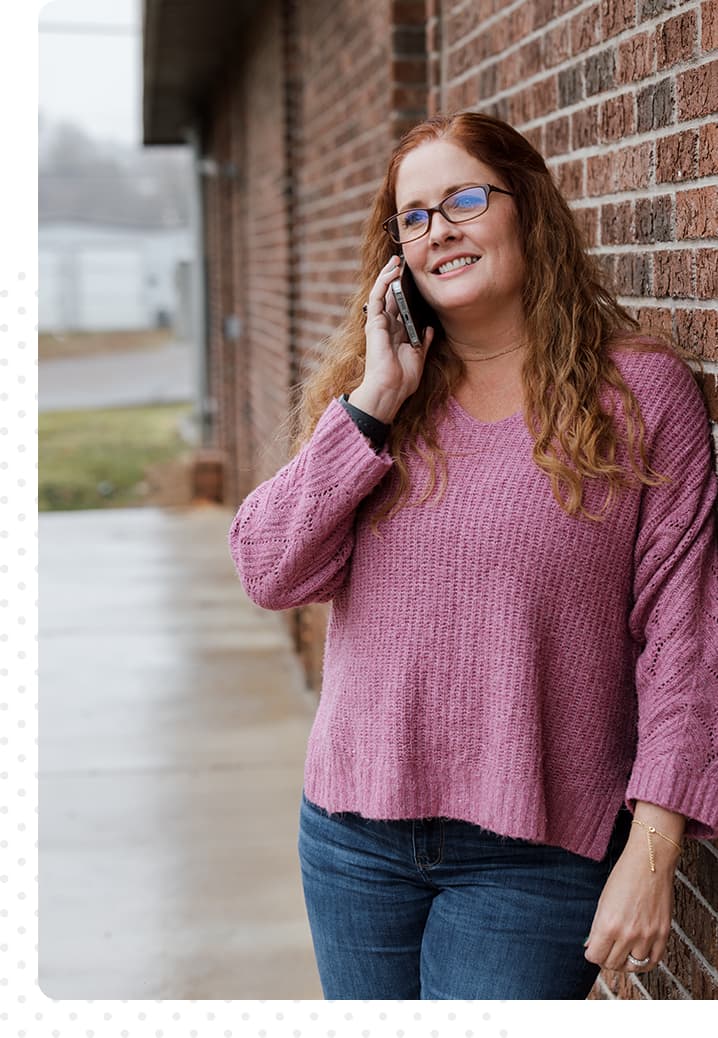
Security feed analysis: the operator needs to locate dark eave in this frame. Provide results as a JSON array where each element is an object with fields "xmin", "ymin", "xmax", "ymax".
[{"xmin": 142, "ymin": 0, "xmax": 258, "ymax": 145}]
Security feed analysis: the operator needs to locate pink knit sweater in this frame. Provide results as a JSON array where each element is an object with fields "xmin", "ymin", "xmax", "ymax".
[{"xmin": 229, "ymin": 347, "xmax": 718, "ymax": 861}]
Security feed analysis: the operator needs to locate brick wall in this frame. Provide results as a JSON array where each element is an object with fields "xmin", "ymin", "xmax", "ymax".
[
  {"xmin": 203, "ymin": 79, "xmax": 245, "ymax": 504},
  {"xmin": 199, "ymin": 0, "xmax": 718, "ymax": 1000},
  {"xmin": 437, "ymin": 0, "xmax": 718, "ymax": 414},
  {"xmin": 291, "ymin": 0, "xmax": 428, "ymax": 379}
]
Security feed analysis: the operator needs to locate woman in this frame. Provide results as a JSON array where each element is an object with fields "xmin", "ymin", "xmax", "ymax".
[{"xmin": 228, "ymin": 112, "xmax": 718, "ymax": 999}]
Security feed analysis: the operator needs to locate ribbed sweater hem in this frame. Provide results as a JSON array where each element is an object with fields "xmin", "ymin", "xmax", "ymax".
[{"xmin": 302, "ymin": 769, "xmax": 628, "ymax": 862}]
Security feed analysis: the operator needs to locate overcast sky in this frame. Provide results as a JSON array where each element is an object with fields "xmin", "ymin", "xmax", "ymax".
[{"xmin": 39, "ymin": 0, "xmax": 141, "ymax": 147}]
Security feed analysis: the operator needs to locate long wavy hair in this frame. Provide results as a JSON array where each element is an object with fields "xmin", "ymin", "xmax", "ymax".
[{"xmin": 287, "ymin": 111, "xmax": 701, "ymax": 528}]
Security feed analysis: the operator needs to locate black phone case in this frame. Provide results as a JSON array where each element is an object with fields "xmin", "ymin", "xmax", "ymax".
[{"xmin": 391, "ymin": 261, "xmax": 434, "ymax": 348}]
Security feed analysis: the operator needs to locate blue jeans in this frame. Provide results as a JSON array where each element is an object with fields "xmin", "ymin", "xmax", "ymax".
[{"xmin": 298, "ymin": 791, "xmax": 632, "ymax": 999}]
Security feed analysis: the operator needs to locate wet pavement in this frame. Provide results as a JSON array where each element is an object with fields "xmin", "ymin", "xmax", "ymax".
[
  {"xmin": 39, "ymin": 503, "xmax": 322, "ymax": 998},
  {"xmin": 38, "ymin": 340, "xmax": 195, "ymax": 412}
]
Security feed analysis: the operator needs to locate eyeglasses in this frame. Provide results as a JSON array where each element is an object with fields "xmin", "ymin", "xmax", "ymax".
[{"xmin": 382, "ymin": 184, "xmax": 515, "ymax": 245}]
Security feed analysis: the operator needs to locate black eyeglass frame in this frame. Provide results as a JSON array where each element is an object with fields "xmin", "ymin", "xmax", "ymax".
[{"xmin": 382, "ymin": 183, "xmax": 515, "ymax": 244}]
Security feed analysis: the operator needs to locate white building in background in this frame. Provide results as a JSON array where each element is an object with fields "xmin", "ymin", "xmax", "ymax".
[{"xmin": 39, "ymin": 221, "xmax": 193, "ymax": 334}]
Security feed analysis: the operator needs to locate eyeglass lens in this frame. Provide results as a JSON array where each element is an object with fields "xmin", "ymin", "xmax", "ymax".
[{"xmin": 391, "ymin": 186, "xmax": 490, "ymax": 243}]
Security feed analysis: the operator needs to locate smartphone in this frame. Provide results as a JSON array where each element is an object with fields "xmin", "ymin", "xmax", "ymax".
[{"xmin": 390, "ymin": 259, "xmax": 433, "ymax": 349}]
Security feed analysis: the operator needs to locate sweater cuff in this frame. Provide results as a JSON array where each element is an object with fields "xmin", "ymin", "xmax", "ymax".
[
  {"xmin": 304, "ymin": 397, "xmax": 393, "ymax": 496},
  {"xmin": 338, "ymin": 393, "xmax": 391, "ymax": 452},
  {"xmin": 625, "ymin": 757, "xmax": 718, "ymax": 841}
]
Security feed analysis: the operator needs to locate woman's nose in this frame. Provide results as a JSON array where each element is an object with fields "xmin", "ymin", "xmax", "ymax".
[{"xmin": 428, "ymin": 210, "xmax": 459, "ymax": 244}]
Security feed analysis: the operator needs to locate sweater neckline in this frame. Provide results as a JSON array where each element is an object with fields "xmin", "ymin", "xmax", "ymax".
[{"xmin": 447, "ymin": 394, "xmax": 524, "ymax": 429}]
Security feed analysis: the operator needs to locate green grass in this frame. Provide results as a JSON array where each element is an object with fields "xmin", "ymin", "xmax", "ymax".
[{"xmin": 39, "ymin": 403, "xmax": 193, "ymax": 512}]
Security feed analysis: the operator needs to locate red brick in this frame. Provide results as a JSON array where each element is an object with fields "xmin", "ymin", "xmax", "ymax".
[
  {"xmin": 573, "ymin": 205, "xmax": 599, "ymax": 247},
  {"xmin": 698, "ymin": 122, "xmax": 718, "ymax": 176},
  {"xmin": 508, "ymin": 87, "xmax": 533, "ymax": 125},
  {"xmin": 494, "ymin": 52, "xmax": 516, "ymax": 91},
  {"xmin": 571, "ymin": 4, "xmax": 601, "ymax": 55},
  {"xmin": 601, "ymin": 201, "xmax": 634, "ymax": 244},
  {"xmin": 392, "ymin": 57, "xmax": 427, "ymax": 84},
  {"xmin": 641, "ymin": 962, "xmax": 693, "ymax": 1000},
  {"xmin": 393, "ymin": 84, "xmax": 427, "ymax": 109},
  {"xmin": 533, "ymin": 73, "xmax": 558, "ymax": 117},
  {"xmin": 703, "ymin": 0, "xmax": 718, "ymax": 52},
  {"xmin": 600, "ymin": 92, "xmax": 636, "ymax": 142},
  {"xmin": 614, "ymin": 252, "xmax": 650, "ymax": 295},
  {"xmin": 673, "ymin": 309, "xmax": 718, "ymax": 361},
  {"xmin": 695, "ymin": 248, "xmax": 718, "ymax": 299},
  {"xmin": 617, "ymin": 32, "xmax": 656, "ymax": 83},
  {"xmin": 587, "ymin": 151, "xmax": 615, "ymax": 196},
  {"xmin": 533, "ymin": 0, "xmax": 555, "ymax": 31},
  {"xmin": 508, "ymin": 1, "xmax": 535, "ymax": 39},
  {"xmin": 595, "ymin": 252, "xmax": 616, "ymax": 285},
  {"xmin": 489, "ymin": 12, "xmax": 511, "ymax": 53},
  {"xmin": 656, "ymin": 11, "xmax": 697, "ymax": 70},
  {"xmin": 479, "ymin": 62, "xmax": 498, "ymax": 97},
  {"xmin": 615, "ymin": 142, "xmax": 652, "ymax": 190},
  {"xmin": 634, "ymin": 305, "xmax": 674, "ymax": 341},
  {"xmin": 426, "ymin": 18, "xmax": 441, "ymax": 54},
  {"xmin": 635, "ymin": 195, "xmax": 672, "ymax": 242},
  {"xmin": 518, "ymin": 38, "xmax": 543, "ymax": 80},
  {"xmin": 697, "ymin": 370, "xmax": 718, "ymax": 424},
  {"xmin": 541, "ymin": 21, "xmax": 571, "ymax": 67},
  {"xmin": 653, "ymin": 249, "xmax": 693, "ymax": 298},
  {"xmin": 676, "ymin": 186, "xmax": 718, "ymax": 239},
  {"xmin": 587, "ymin": 978, "xmax": 610, "ymax": 999},
  {"xmin": 445, "ymin": 4, "xmax": 476, "ymax": 46},
  {"xmin": 522, "ymin": 125, "xmax": 544, "ymax": 152},
  {"xmin": 601, "ymin": 0, "xmax": 635, "ymax": 38},
  {"xmin": 394, "ymin": 0, "xmax": 428, "ymax": 25},
  {"xmin": 572, "ymin": 105, "xmax": 600, "ymax": 148},
  {"xmin": 544, "ymin": 115, "xmax": 570, "ymax": 158},
  {"xmin": 677, "ymin": 60, "xmax": 718, "ymax": 119},
  {"xmin": 656, "ymin": 130, "xmax": 697, "ymax": 184},
  {"xmin": 553, "ymin": 157, "xmax": 584, "ymax": 198},
  {"xmin": 679, "ymin": 841, "xmax": 718, "ymax": 910},
  {"xmin": 674, "ymin": 870, "xmax": 718, "ymax": 967}
]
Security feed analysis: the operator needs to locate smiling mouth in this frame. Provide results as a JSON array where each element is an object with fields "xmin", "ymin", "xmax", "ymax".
[{"xmin": 434, "ymin": 256, "xmax": 481, "ymax": 275}]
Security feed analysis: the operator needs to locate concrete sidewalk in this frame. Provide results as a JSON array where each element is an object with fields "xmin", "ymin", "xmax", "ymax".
[{"xmin": 39, "ymin": 503, "xmax": 322, "ymax": 998}]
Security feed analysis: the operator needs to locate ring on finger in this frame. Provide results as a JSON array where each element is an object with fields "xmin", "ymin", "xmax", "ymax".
[{"xmin": 626, "ymin": 953, "xmax": 651, "ymax": 968}]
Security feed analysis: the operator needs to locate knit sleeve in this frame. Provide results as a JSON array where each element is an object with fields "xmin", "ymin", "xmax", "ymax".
[
  {"xmin": 227, "ymin": 397, "xmax": 393, "ymax": 610},
  {"xmin": 624, "ymin": 357, "xmax": 718, "ymax": 840}
]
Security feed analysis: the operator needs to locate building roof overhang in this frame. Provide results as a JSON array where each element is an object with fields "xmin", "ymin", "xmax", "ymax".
[{"xmin": 142, "ymin": 0, "xmax": 258, "ymax": 145}]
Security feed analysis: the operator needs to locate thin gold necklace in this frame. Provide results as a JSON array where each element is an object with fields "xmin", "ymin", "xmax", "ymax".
[{"xmin": 462, "ymin": 342, "xmax": 525, "ymax": 362}]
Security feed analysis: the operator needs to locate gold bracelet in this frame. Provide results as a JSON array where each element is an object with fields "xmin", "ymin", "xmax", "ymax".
[{"xmin": 631, "ymin": 818, "xmax": 683, "ymax": 872}]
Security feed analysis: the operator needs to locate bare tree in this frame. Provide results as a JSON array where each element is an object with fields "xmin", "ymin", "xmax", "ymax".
[{"xmin": 39, "ymin": 115, "xmax": 191, "ymax": 227}]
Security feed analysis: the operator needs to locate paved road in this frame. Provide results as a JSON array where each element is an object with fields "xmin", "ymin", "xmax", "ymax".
[
  {"xmin": 38, "ymin": 340, "xmax": 196, "ymax": 412},
  {"xmin": 39, "ymin": 504, "xmax": 322, "ymax": 998}
]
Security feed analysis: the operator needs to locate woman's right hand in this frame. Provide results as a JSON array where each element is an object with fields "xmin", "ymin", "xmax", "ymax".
[{"xmin": 348, "ymin": 255, "xmax": 434, "ymax": 424}]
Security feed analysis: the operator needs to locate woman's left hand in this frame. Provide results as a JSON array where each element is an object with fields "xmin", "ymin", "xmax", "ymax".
[{"xmin": 583, "ymin": 837, "xmax": 677, "ymax": 973}]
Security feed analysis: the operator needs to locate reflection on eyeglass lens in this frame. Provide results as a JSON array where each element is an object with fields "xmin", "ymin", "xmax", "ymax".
[{"xmin": 394, "ymin": 186, "xmax": 489, "ymax": 242}]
